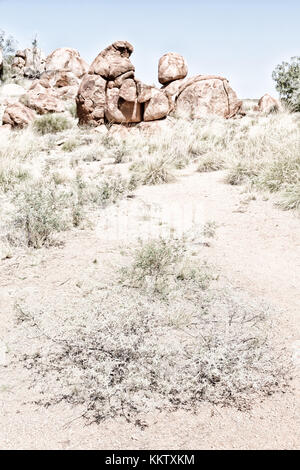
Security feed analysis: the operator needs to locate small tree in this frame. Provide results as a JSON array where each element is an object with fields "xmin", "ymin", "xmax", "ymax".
[
  {"xmin": 0, "ymin": 29, "xmax": 17, "ymax": 57},
  {"xmin": 31, "ymin": 34, "xmax": 39, "ymax": 77},
  {"xmin": 0, "ymin": 30, "xmax": 18, "ymax": 81},
  {"xmin": 272, "ymin": 56, "xmax": 300, "ymax": 112}
]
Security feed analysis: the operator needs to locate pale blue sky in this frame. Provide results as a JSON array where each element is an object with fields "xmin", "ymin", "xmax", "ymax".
[{"xmin": 1, "ymin": 0, "xmax": 299, "ymax": 97}]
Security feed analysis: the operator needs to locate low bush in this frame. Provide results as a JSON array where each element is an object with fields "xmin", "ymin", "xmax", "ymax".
[
  {"xmin": 15, "ymin": 237, "xmax": 291, "ymax": 425},
  {"xmin": 33, "ymin": 114, "xmax": 73, "ymax": 135}
]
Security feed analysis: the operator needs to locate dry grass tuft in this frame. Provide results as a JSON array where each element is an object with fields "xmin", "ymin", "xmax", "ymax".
[{"xmin": 130, "ymin": 156, "xmax": 175, "ymax": 186}]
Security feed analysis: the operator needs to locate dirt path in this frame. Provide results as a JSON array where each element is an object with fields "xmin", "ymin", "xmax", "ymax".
[{"xmin": 0, "ymin": 169, "xmax": 299, "ymax": 449}]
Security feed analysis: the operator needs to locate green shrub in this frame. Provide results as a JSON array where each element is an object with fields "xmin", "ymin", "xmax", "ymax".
[
  {"xmin": 0, "ymin": 165, "xmax": 29, "ymax": 192},
  {"xmin": 120, "ymin": 236, "xmax": 214, "ymax": 294},
  {"xmin": 12, "ymin": 183, "xmax": 71, "ymax": 248},
  {"xmin": 0, "ymin": 29, "xmax": 16, "ymax": 83},
  {"xmin": 272, "ymin": 57, "xmax": 300, "ymax": 111},
  {"xmin": 33, "ymin": 114, "xmax": 73, "ymax": 135},
  {"xmin": 66, "ymin": 102, "xmax": 77, "ymax": 118},
  {"xmin": 61, "ymin": 138, "xmax": 79, "ymax": 152}
]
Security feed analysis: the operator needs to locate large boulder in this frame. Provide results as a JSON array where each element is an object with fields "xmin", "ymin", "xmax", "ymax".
[
  {"xmin": 45, "ymin": 48, "xmax": 88, "ymax": 78},
  {"xmin": 105, "ymin": 86, "xmax": 142, "ymax": 123},
  {"xmin": 256, "ymin": 94, "xmax": 281, "ymax": 113},
  {"xmin": 158, "ymin": 52, "xmax": 188, "ymax": 85},
  {"xmin": 76, "ymin": 73, "xmax": 106, "ymax": 126},
  {"xmin": 119, "ymin": 78, "xmax": 137, "ymax": 101},
  {"xmin": 89, "ymin": 41, "xmax": 135, "ymax": 79},
  {"xmin": 174, "ymin": 75, "xmax": 242, "ymax": 119},
  {"xmin": 2, "ymin": 102, "xmax": 36, "ymax": 128},
  {"xmin": 39, "ymin": 70, "xmax": 80, "ymax": 88},
  {"xmin": 38, "ymin": 70, "xmax": 80, "ymax": 100},
  {"xmin": 144, "ymin": 88, "xmax": 170, "ymax": 121},
  {"xmin": 21, "ymin": 55, "xmax": 87, "ymax": 116},
  {"xmin": 25, "ymin": 82, "xmax": 65, "ymax": 114}
]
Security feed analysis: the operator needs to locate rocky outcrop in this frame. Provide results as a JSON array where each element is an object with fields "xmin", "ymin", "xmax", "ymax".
[
  {"xmin": 2, "ymin": 102, "xmax": 36, "ymax": 128},
  {"xmin": 76, "ymin": 41, "xmax": 171, "ymax": 126},
  {"xmin": 24, "ymin": 81, "xmax": 65, "ymax": 114},
  {"xmin": 256, "ymin": 94, "xmax": 281, "ymax": 113},
  {"xmin": 38, "ymin": 70, "xmax": 80, "ymax": 100},
  {"xmin": 174, "ymin": 75, "xmax": 242, "ymax": 119},
  {"xmin": 20, "ymin": 48, "xmax": 88, "ymax": 115},
  {"xmin": 3, "ymin": 40, "xmax": 244, "ymax": 129},
  {"xmin": 45, "ymin": 48, "xmax": 88, "ymax": 78},
  {"xmin": 158, "ymin": 52, "xmax": 188, "ymax": 85},
  {"xmin": 76, "ymin": 42, "xmax": 243, "ymax": 126},
  {"xmin": 12, "ymin": 48, "xmax": 46, "ymax": 78}
]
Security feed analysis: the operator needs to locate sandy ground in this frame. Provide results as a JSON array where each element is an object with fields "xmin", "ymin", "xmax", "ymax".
[{"xmin": 0, "ymin": 168, "xmax": 299, "ymax": 449}]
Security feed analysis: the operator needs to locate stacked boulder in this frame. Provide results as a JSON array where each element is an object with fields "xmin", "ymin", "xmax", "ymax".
[
  {"xmin": 76, "ymin": 41, "xmax": 172, "ymax": 126},
  {"xmin": 158, "ymin": 52, "xmax": 188, "ymax": 85},
  {"xmin": 76, "ymin": 43, "xmax": 242, "ymax": 127},
  {"xmin": 2, "ymin": 40, "xmax": 245, "ymax": 129},
  {"xmin": 158, "ymin": 53, "xmax": 242, "ymax": 119}
]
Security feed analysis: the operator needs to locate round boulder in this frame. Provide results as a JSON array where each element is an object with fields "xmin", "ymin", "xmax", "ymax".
[
  {"xmin": 158, "ymin": 52, "xmax": 188, "ymax": 85},
  {"xmin": 175, "ymin": 75, "xmax": 242, "ymax": 119},
  {"xmin": 256, "ymin": 94, "xmax": 281, "ymax": 113},
  {"xmin": 2, "ymin": 102, "xmax": 36, "ymax": 128},
  {"xmin": 45, "ymin": 48, "xmax": 88, "ymax": 78}
]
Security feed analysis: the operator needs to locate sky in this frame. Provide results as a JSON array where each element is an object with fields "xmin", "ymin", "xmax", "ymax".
[{"xmin": 1, "ymin": 0, "xmax": 299, "ymax": 98}]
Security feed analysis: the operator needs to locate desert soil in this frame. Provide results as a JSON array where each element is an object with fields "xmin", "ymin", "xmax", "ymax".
[{"xmin": 0, "ymin": 168, "xmax": 299, "ymax": 449}]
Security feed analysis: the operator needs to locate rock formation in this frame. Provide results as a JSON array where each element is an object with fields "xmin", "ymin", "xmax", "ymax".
[
  {"xmin": 256, "ymin": 93, "xmax": 281, "ymax": 113},
  {"xmin": 76, "ymin": 41, "xmax": 173, "ymax": 126},
  {"xmin": 2, "ymin": 40, "xmax": 244, "ymax": 129},
  {"xmin": 19, "ymin": 47, "xmax": 89, "ymax": 116},
  {"xmin": 2, "ymin": 102, "xmax": 36, "ymax": 128},
  {"xmin": 24, "ymin": 81, "xmax": 65, "ymax": 114},
  {"xmin": 45, "ymin": 47, "xmax": 88, "ymax": 78},
  {"xmin": 158, "ymin": 52, "xmax": 188, "ymax": 85},
  {"xmin": 173, "ymin": 75, "xmax": 243, "ymax": 119},
  {"xmin": 76, "ymin": 41, "xmax": 242, "ymax": 127}
]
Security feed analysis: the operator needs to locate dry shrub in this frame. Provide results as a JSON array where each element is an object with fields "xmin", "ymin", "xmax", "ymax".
[
  {"xmin": 33, "ymin": 114, "xmax": 73, "ymax": 135},
  {"xmin": 130, "ymin": 156, "xmax": 175, "ymax": 186},
  {"xmin": 15, "ymin": 237, "xmax": 291, "ymax": 425}
]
